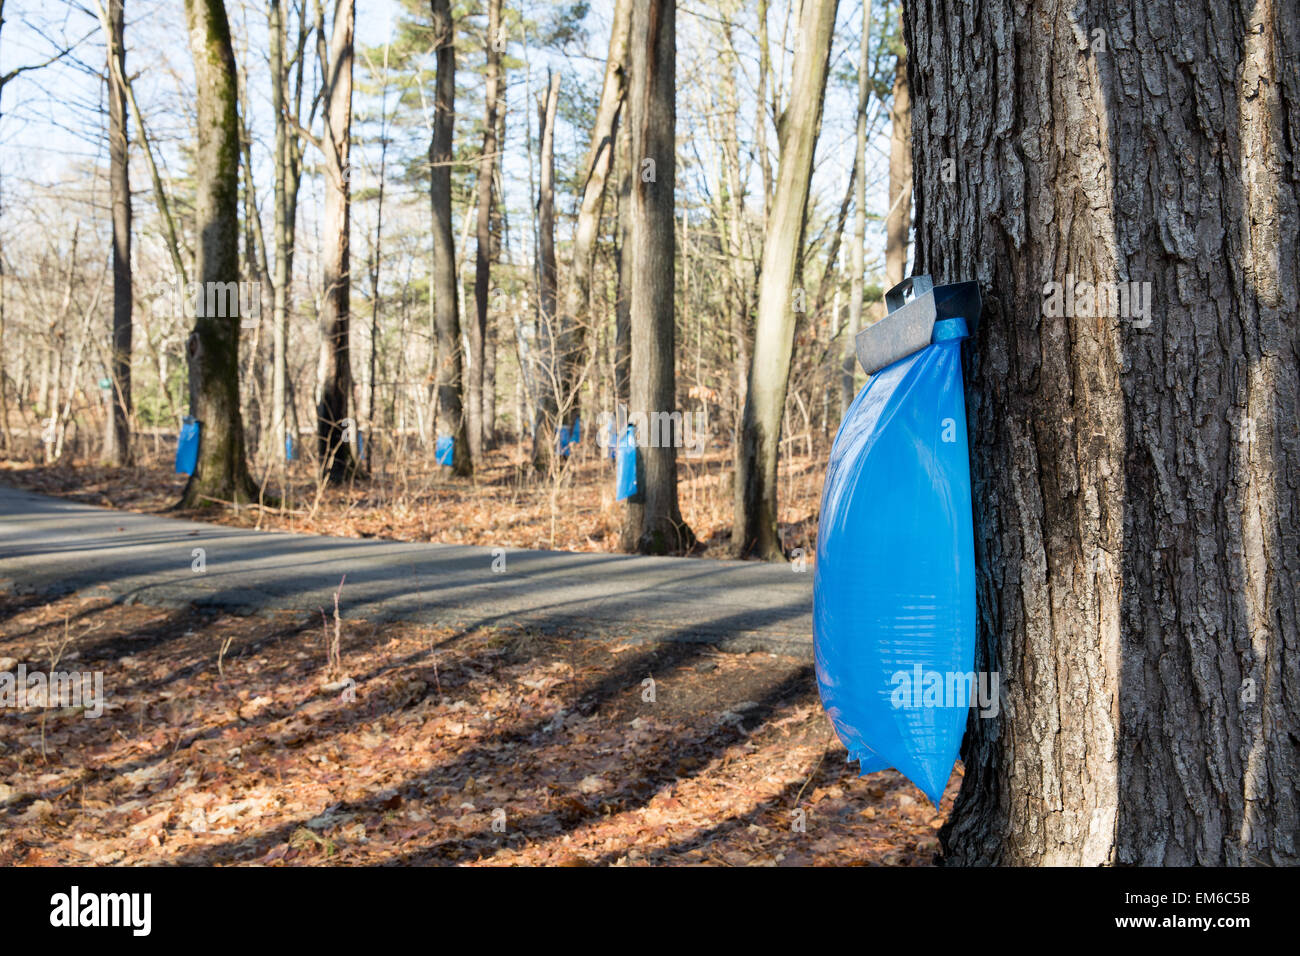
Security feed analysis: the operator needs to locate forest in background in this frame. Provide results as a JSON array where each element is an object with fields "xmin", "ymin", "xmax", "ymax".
[{"xmin": 0, "ymin": 0, "xmax": 912, "ymax": 559}]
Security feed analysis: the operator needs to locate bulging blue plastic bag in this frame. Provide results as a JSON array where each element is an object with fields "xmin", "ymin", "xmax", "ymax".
[
  {"xmin": 814, "ymin": 315, "xmax": 976, "ymax": 806},
  {"xmin": 435, "ymin": 435, "xmax": 454, "ymax": 467},
  {"xmin": 557, "ymin": 418, "xmax": 583, "ymax": 457},
  {"xmin": 176, "ymin": 417, "xmax": 200, "ymax": 476},
  {"xmin": 615, "ymin": 425, "xmax": 637, "ymax": 501}
]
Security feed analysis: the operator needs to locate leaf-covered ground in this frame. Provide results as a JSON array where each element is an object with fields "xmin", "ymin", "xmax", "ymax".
[{"xmin": 0, "ymin": 589, "xmax": 957, "ymax": 866}]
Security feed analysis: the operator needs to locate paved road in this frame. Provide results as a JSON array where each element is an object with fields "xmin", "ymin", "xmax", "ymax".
[{"xmin": 0, "ymin": 485, "xmax": 812, "ymax": 656}]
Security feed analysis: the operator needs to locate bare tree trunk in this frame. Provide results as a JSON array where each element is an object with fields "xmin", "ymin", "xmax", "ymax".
[
  {"xmin": 469, "ymin": 0, "xmax": 502, "ymax": 462},
  {"xmin": 885, "ymin": 34, "xmax": 911, "ymax": 287},
  {"xmin": 842, "ymin": 0, "xmax": 872, "ymax": 415},
  {"xmin": 315, "ymin": 0, "xmax": 356, "ymax": 483},
  {"xmin": 366, "ymin": 43, "xmax": 391, "ymax": 474},
  {"xmin": 612, "ymin": 105, "xmax": 632, "ymax": 407},
  {"xmin": 619, "ymin": 0, "xmax": 694, "ymax": 554},
  {"xmin": 268, "ymin": 0, "xmax": 302, "ymax": 466},
  {"xmin": 754, "ymin": 0, "xmax": 773, "ymax": 225},
  {"xmin": 103, "ymin": 0, "xmax": 132, "ymax": 465},
  {"xmin": 483, "ymin": 315, "xmax": 496, "ymax": 445},
  {"xmin": 732, "ymin": 0, "xmax": 839, "ymax": 560},
  {"xmin": 558, "ymin": 0, "xmax": 632, "ymax": 427},
  {"xmin": 178, "ymin": 0, "xmax": 255, "ymax": 507},
  {"xmin": 715, "ymin": 28, "xmax": 752, "ymax": 434},
  {"xmin": 904, "ymin": 0, "xmax": 1300, "ymax": 865},
  {"xmin": 531, "ymin": 72, "xmax": 561, "ymax": 472},
  {"xmin": 429, "ymin": 0, "xmax": 470, "ymax": 475}
]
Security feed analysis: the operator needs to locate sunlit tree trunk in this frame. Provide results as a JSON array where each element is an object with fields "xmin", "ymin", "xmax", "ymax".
[
  {"xmin": 469, "ymin": 0, "xmax": 502, "ymax": 462},
  {"xmin": 732, "ymin": 0, "xmax": 840, "ymax": 559},
  {"xmin": 885, "ymin": 30, "xmax": 911, "ymax": 287},
  {"xmin": 268, "ymin": 0, "xmax": 304, "ymax": 465},
  {"xmin": 842, "ymin": 0, "xmax": 872, "ymax": 415},
  {"xmin": 103, "ymin": 0, "xmax": 132, "ymax": 465},
  {"xmin": 316, "ymin": 0, "xmax": 356, "ymax": 483}
]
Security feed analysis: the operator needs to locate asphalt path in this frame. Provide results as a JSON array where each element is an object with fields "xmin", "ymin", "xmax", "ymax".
[{"xmin": 0, "ymin": 484, "xmax": 813, "ymax": 657}]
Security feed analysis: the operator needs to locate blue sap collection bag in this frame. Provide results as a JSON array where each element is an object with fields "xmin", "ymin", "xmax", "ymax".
[
  {"xmin": 435, "ymin": 435, "xmax": 454, "ymax": 466},
  {"xmin": 175, "ymin": 417, "xmax": 200, "ymax": 476},
  {"xmin": 556, "ymin": 418, "xmax": 581, "ymax": 457},
  {"xmin": 814, "ymin": 277, "xmax": 981, "ymax": 805},
  {"xmin": 614, "ymin": 425, "xmax": 637, "ymax": 500}
]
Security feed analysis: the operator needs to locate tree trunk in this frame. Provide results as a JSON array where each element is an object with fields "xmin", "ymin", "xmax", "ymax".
[
  {"xmin": 559, "ymin": 0, "xmax": 632, "ymax": 428},
  {"xmin": 754, "ymin": 0, "xmax": 772, "ymax": 225},
  {"xmin": 618, "ymin": 0, "xmax": 694, "ymax": 555},
  {"xmin": 268, "ymin": 0, "xmax": 298, "ymax": 465},
  {"xmin": 429, "ymin": 0, "xmax": 470, "ymax": 476},
  {"xmin": 469, "ymin": 0, "xmax": 502, "ymax": 462},
  {"xmin": 365, "ymin": 43, "xmax": 391, "ymax": 473},
  {"xmin": 732, "ymin": 0, "xmax": 839, "ymax": 560},
  {"xmin": 179, "ymin": 0, "xmax": 255, "ymax": 507},
  {"xmin": 531, "ymin": 72, "xmax": 561, "ymax": 472},
  {"xmin": 483, "ymin": 314, "xmax": 496, "ymax": 445},
  {"xmin": 904, "ymin": 0, "xmax": 1300, "ymax": 865},
  {"xmin": 316, "ymin": 0, "xmax": 356, "ymax": 483},
  {"xmin": 612, "ymin": 105, "xmax": 632, "ymax": 408},
  {"xmin": 841, "ymin": 0, "xmax": 872, "ymax": 416},
  {"xmin": 103, "ymin": 0, "xmax": 132, "ymax": 465},
  {"xmin": 885, "ymin": 35, "xmax": 911, "ymax": 288},
  {"xmin": 715, "ymin": 29, "xmax": 752, "ymax": 434}
]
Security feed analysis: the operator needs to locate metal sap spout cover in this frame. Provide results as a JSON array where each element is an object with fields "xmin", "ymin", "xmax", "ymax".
[{"xmin": 814, "ymin": 275, "xmax": 982, "ymax": 806}]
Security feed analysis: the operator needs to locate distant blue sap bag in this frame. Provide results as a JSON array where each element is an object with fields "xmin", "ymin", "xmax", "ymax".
[
  {"xmin": 435, "ymin": 436, "xmax": 454, "ymax": 466},
  {"xmin": 614, "ymin": 425, "xmax": 637, "ymax": 500},
  {"xmin": 557, "ymin": 418, "xmax": 581, "ymax": 457},
  {"xmin": 814, "ymin": 276, "xmax": 981, "ymax": 806},
  {"xmin": 175, "ymin": 417, "xmax": 200, "ymax": 476}
]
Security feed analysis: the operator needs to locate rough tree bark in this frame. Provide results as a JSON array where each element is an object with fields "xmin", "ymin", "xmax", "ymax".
[
  {"xmin": 429, "ymin": 0, "xmax": 470, "ymax": 476},
  {"xmin": 469, "ymin": 0, "xmax": 502, "ymax": 462},
  {"xmin": 103, "ymin": 0, "xmax": 132, "ymax": 465},
  {"xmin": 316, "ymin": 0, "xmax": 356, "ymax": 483},
  {"xmin": 903, "ymin": 0, "xmax": 1300, "ymax": 865},
  {"xmin": 178, "ymin": 0, "xmax": 256, "ymax": 507},
  {"xmin": 732, "ymin": 0, "xmax": 840, "ymax": 560},
  {"xmin": 618, "ymin": 0, "xmax": 694, "ymax": 554}
]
